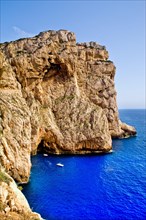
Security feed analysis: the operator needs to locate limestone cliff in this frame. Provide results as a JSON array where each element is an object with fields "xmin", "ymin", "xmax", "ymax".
[
  {"xmin": 0, "ymin": 30, "xmax": 136, "ymax": 184},
  {"xmin": 0, "ymin": 169, "xmax": 42, "ymax": 219},
  {"xmin": 0, "ymin": 30, "xmax": 136, "ymax": 218}
]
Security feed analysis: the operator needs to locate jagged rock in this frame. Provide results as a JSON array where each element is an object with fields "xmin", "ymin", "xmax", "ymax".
[
  {"xmin": 0, "ymin": 30, "xmax": 136, "ymax": 183},
  {"xmin": 0, "ymin": 51, "xmax": 31, "ymax": 183},
  {"xmin": 0, "ymin": 169, "xmax": 42, "ymax": 219}
]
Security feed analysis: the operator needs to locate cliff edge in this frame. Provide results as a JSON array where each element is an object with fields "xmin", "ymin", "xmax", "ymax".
[
  {"xmin": 0, "ymin": 30, "xmax": 136, "ymax": 217},
  {"xmin": 0, "ymin": 30, "xmax": 136, "ymax": 182},
  {"xmin": 0, "ymin": 168, "xmax": 41, "ymax": 219}
]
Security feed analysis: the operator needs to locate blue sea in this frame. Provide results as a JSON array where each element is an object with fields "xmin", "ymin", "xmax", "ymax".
[{"xmin": 22, "ymin": 110, "xmax": 146, "ymax": 220}]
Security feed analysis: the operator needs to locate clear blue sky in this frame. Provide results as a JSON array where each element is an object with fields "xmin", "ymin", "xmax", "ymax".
[{"xmin": 0, "ymin": 0, "xmax": 145, "ymax": 109}]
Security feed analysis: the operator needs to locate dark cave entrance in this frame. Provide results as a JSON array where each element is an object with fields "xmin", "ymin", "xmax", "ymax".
[
  {"xmin": 37, "ymin": 140, "xmax": 57, "ymax": 154},
  {"xmin": 37, "ymin": 140, "xmax": 47, "ymax": 154}
]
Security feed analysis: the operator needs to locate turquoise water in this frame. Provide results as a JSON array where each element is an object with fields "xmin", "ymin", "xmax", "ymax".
[{"xmin": 23, "ymin": 110, "xmax": 146, "ymax": 220}]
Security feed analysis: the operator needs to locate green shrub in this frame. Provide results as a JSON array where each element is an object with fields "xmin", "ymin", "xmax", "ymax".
[
  {"xmin": 0, "ymin": 171, "xmax": 11, "ymax": 184},
  {"xmin": 0, "ymin": 201, "xmax": 6, "ymax": 211},
  {"xmin": 18, "ymin": 185, "xmax": 23, "ymax": 191}
]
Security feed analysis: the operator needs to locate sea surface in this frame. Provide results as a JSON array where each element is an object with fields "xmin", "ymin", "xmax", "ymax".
[{"xmin": 23, "ymin": 110, "xmax": 146, "ymax": 220}]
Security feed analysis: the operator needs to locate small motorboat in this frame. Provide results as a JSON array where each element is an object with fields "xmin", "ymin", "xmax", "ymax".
[
  {"xmin": 56, "ymin": 163, "xmax": 64, "ymax": 167},
  {"xmin": 43, "ymin": 154, "xmax": 48, "ymax": 156}
]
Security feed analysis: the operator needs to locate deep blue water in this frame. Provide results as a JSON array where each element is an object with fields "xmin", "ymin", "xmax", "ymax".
[{"xmin": 23, "ymin": 110, "xmax": 146, "ymax": 220}]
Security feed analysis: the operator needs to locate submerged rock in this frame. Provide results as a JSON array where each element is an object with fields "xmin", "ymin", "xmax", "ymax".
[{"xmin": 0, "ymin": 30, "xmax": 136, "ymax": 183}]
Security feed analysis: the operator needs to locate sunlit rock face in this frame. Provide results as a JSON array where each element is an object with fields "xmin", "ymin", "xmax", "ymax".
[
  {"xmin": 0, "ymin": 169, "xmax": 42, "ymax": 219},
  {"xmin": 0, "ymin": 30, "xmax": 136, "ymax": 182}
]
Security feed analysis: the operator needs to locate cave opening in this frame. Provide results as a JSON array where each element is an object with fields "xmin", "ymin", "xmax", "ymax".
[
  {"xmin": 37, "ymin": 140, "xmax": 47, "ymax": 154},
  {"xmin": 37, "ymin": 140, "xmax": 58, "ymax": 155}
]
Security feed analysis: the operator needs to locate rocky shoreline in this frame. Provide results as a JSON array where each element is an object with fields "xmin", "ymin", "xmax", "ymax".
[{"xmin": 0, "ymin": 30, "xmax": 136, "ymax": 219}]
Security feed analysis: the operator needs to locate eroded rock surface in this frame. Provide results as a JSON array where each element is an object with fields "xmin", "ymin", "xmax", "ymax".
[
  {"xmin": 0, "ymin": 29, "xmax": 136, "ymax": 219},
  {"xmin": 0, "ymin": 169, "xmax": 42, "ymax": 219},
  {"xmin": 0, "ymin": 30, "xmax": 136, "ymax": 183}
]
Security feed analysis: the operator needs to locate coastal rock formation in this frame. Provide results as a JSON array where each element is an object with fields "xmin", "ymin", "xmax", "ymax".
[
  {"xmin": 0, "ymin": 169, "xmax": 41, "ymax": 219},
  {"xmin": 0, "ymin": 29, "xmax": 136, "ymax": 218},
  {"xmin": 0, "ymin": 51, "xmax": 31, "ymax": 183},
  {"xmin": 0, "ymin": 30, "xmax": 136, "ymax": 183}
]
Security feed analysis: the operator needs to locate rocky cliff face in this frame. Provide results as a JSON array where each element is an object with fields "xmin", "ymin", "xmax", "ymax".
[
  {"xmin": 0, "ymin": 30, "xmax": 136, "ymax": 184},
  {"xmin": 0, "ymin": 169, "xmax": 42, "ymax": 219}
]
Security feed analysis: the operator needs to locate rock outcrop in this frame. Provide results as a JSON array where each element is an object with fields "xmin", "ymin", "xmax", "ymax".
[
  {"xmin": 0, "ymin": 169, "xmax": 41, "ymax": 219},
  {"xmin": 0, "ymin": 30, "xmax": 136, "ymax": 182},
  {"xmin": 0, "ymin": 30, "xmax": 136, "ymax": 218}
]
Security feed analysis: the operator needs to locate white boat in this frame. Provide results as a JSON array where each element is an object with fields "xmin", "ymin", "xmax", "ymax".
[
  {"xmin": 56, "ymin": 163, "xmax": 64, "ymax": 167},
  {"xmin": 43, "ymin": 154, "xmax": 48, "ymax": 156}
]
